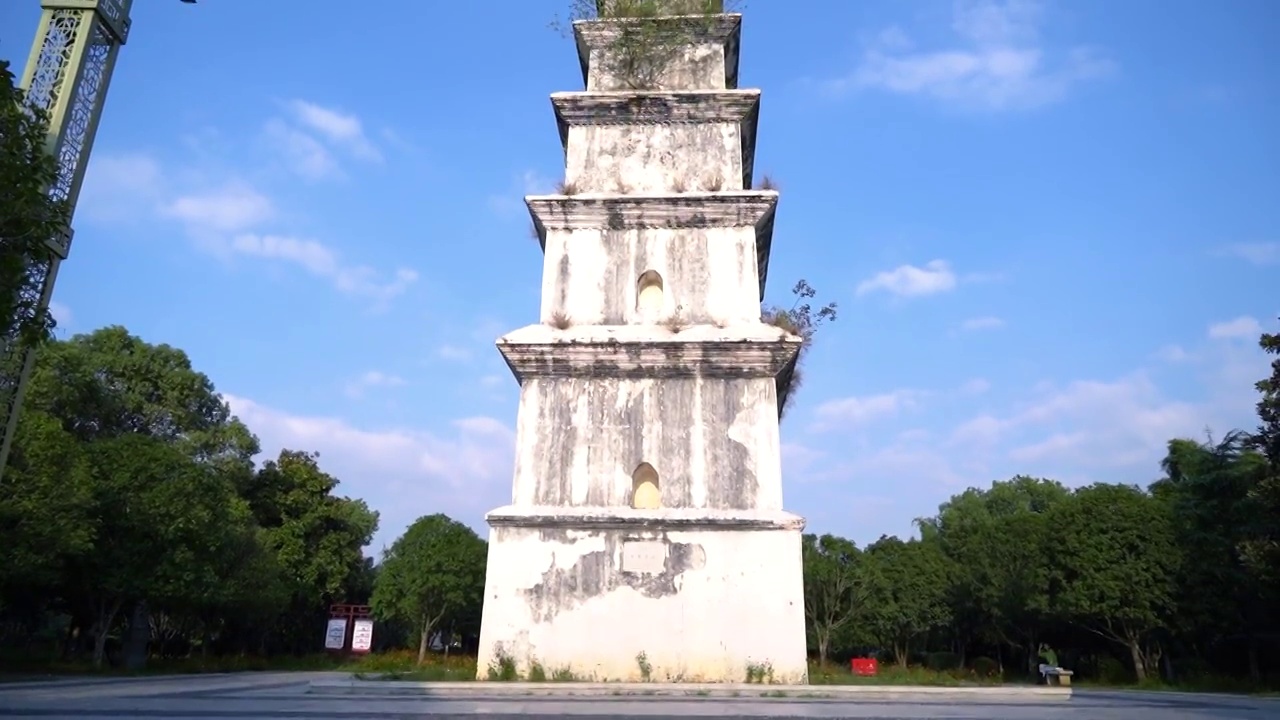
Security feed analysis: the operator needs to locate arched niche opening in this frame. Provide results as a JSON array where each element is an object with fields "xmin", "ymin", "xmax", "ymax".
[
  {"xmin": 636, "ymin": 270, "xmax": 664, "ymax": 321},
  {"xmin": 631, "ymin": 462, "xmax": 661, "ymax": 510}
]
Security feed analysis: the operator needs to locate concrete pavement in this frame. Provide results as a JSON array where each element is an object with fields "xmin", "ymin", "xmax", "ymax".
[{"xmin": 0, "ymin": 672, "xmax": 1275, "ymax": 719}]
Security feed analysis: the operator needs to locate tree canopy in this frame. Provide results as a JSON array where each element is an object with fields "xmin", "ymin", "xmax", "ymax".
[
  {"xmin": 371, "ymin": 514, "xmax": 488, "ymax": 664},
  {"xmin": 0, "ymin": 327, "xmax": 377, "ymax": 667}
]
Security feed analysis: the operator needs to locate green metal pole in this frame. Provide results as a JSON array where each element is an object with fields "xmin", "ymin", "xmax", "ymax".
[{"xmin": 0, "ymin": 0, "xmax": 132, "ymax": 480}]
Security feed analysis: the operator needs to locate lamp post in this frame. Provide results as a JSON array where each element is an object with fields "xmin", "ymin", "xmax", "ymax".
[{"xmin": 0, "ymin": 0, "xmax": 196, "ymax": 480}]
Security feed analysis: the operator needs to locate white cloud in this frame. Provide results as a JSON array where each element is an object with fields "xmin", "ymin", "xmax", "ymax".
[
  {"xmin": 856, "ymin": 259, "xmax": 958, "ymax": 298},
  {"xmin": 344, "ymin": 370, "xmax": 407, "ymax": 399},
  {"xmin": 960, "ymin": 316, "xmax": 1005, "ymax": 332},
  {"xmin": 224, "ymin": 394, "xmax": 514, "ymax": 551},
  {"xmin": 797, "ymin": 327, "xmax": 1272, "ymax": 544},
  {"xmin": 162, "ymin": 184, "xmax": 274, "ymax": 233},
  {"xmin": 263, "ymin": 119, "xmax": 340, "ymax": 181},
  {"xmin": 1154, "ymin": 344, "xmax": 1193, "ymax": 363},
  {"xmin": 230, "ymin": 233, "xmax": 418, "ymax": 304},
  {"xmin": 964, "ymin": 374, "xmax": 1201, "ymax": 456},
  {"xmin": 1208, "ymin": 316, "xmax": 1263, "ymax": 340},
  {"xmin": 436, "ymin": 345, "xmax": 472, "ymax": 362},
  {"xmin": 1218, "ymin": 242, "xmax": 1280, "ymax": 266},
  {"xmin": 261, "ymin": 100, "xmax": 382, "ymax": 181},
  {"xmin": 833, "ymin": 0, "xmax": 1115, "ymax": 112},
  {"xmin": 287, "ymin": 100, "xmax": 381, "ymax": 162},
  {"xmin": 814, "ymin": 389, "xmax": 926, "ymax": 429}
]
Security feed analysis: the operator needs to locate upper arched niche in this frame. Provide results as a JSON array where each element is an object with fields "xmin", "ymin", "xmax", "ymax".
[
  {"xmin": 636, "ymin": 270, "xmax": 664, "ymax": 321},
  {"xmin": 631, "ymin": 462, "xmax": 661, "ymax": 510}
]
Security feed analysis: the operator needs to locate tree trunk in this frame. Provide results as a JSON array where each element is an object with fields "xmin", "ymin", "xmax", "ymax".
[
  {"xmin": 817, "ymin": 631, "xmax": 830, "ymax": 667},
  {"xmin": 1127, "ymin": 637, "xmax": 1147, "ymax": 682},
  {"xmin": 92, "ymin": 628, "xmax": 110, "ymax": 669},
  {"xmin": 895, "ymin": 641, "xmax": 908, "ymax": 669},
  {"xmin": 91, "ymin": 600, "xmax": 122, "ymax": 669},
  {"xmin": 417, "ymin": 625, "xmax": 430, "ymax": 665}
]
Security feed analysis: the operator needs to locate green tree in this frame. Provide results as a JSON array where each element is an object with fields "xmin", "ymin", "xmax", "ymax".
[
  {"xmin": 860, "ymin": 535, "xmax": 952, "ymax": 667},
  {"xmin": 69, "ymin": 434, "xmax": 249, "ymax": 667},
  {"xmin": 1155, "ymin": 433, "xmax": 1273, "ymax": 681},
  {"xmin": 1047, "ymin": 483, "xmax": 1179, "ymax": 682},
  {"xmin": 1244, "ymin": 317, "xmax": 1280, "ymax": 587},
  {"xmin": 0, "ymin": 409, "xmax": 94, "ymax": 601},
  {"xmin": 25, "ymin": 326, "xmax": 258, "ymax": 461},
  {"xmin": 0, "ymin": 59, "xmax": 66, "ymax": 352},
  {"xmin": 802, "ymin": 533, "xmax": 865, "ymax": 666},
  {"xmin": 20, "ymin": 326, "xmax": 261, "ymax": 666},
  {"xmin": 930, "ymin": 476, "xmax": 1069, "ymax": 671},
  {"xmin": 246, "ymin": 450, "xmax": 378, "ymax": 654},
  {"xmin": 372, "ymin": 514, "xmax": 488, "ymax": 664}
]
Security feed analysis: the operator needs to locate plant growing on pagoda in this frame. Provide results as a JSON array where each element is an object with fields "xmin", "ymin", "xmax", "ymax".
[
  {"xmin": 763, "ymin": 279, "xmax": 837, "ymax": 419},
  {"xmin": 555, "ymin": 0, "xmax": 744, "ymax": 90}
]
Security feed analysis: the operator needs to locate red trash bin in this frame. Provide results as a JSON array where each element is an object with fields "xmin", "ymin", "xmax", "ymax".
[{"xmin": 851, "ymin": 657, "xmax": 878, "ymax": 676}]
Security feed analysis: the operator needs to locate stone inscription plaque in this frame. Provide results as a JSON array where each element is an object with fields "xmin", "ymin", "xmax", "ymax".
[{"xmin": 621, "ymin": 540, "xmax": 667, "ymax": 575}]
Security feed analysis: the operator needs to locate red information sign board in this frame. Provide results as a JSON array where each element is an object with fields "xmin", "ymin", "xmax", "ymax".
[{"xmin": 851, "ymin": 658, "xmax": 879, "ymax": 676}]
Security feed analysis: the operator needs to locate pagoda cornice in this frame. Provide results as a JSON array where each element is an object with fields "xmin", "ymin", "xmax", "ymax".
[
  {"xmin": 496, "ymin": 323, "xmax": 801, "ymax": 383},
  {"xmin": 525, "ymin": 192, "xmax": 777, "ymax": 298}
]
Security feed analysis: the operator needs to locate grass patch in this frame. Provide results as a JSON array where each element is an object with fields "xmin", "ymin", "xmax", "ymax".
[
  {"xmin": 0, "ymin": 650, "xmax": 348, "ymax": 678},
  {"xmin": 807, "ymin": 660, "xmax": 1002, "ymax": 687},
  {"xmin": 345, "ymin": 649, "xmax": 477, "ymax": 681}
]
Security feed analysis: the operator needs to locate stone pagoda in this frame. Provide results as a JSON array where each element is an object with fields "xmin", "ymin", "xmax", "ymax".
[{"xmin": 476, "ymin": 1, "xmax": 807, "ymax": 684}]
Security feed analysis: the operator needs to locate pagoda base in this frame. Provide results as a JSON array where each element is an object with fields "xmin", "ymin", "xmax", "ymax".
[{"xmin": 475, "ymin": 506, "xmax": 808, "ymax": 683}]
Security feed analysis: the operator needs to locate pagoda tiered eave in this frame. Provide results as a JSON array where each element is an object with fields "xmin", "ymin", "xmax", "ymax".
[
  {"xmin": 485, "ymin": 505, "xmax": 806, "ymax": 532},
  {"xmin": 527, "ymin": 190, "xmax": 774, "ymax": 231},
  {"xmin": 496, "ymin": 323, "xmax": 802, "ymax": 382}
]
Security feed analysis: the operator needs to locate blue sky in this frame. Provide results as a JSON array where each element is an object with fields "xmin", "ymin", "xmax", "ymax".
[{"xmin": 2, "ymin": 0, "xmax": 1276, "ymax": 553}]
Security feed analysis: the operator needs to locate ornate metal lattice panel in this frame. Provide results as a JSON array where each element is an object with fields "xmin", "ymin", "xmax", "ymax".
[
  {"xmin": 24, "ymin": 10, "xmax": 82, "ymax": 114},
  {"xmin": 50, "ymin": 21, "xmax": 114, "ymax": 215}
]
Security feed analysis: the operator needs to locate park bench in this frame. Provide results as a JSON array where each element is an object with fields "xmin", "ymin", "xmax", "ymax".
[{"xmin": 1044, "ymin": 667, "xmax": 1074, "ymax": 686}]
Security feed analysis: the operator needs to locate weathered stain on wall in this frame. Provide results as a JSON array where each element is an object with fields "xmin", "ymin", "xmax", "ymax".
[
  {"xmin": 541, "ymin": 226, "xmax": 759, "ymax": 326},
  {"xmin": 479, "ymin": 521, "xmax": 808, "ymax": 683},
  {"xmin": 527, "ymin": 195, "xmax": 778, "ymax": 302},
  {"xmin": 522, "ymin": 531, "xmax": 706, "ymax": 623},
  {"xmin": 553, "ymin": 91, "xmax": 760, "ymax": 193},
  {"xmin": 508, "ymin": 376, "xmax": 782, "ymax": 511}
]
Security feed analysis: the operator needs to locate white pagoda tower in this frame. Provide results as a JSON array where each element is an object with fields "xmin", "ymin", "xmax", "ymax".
[{"xmin": 476, "ymin": 1, "xmax": 807, "ymax": 683}]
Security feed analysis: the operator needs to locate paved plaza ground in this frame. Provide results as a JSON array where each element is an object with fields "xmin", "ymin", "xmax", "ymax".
[{"xmin": 0, "ymin": 672, "xmax": 1276, "ymax": 719}]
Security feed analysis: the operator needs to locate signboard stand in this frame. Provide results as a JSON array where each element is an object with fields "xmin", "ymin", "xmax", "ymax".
[{"xmin": 324, "ymin": 603, "xmax": 373, "ymax": 656}]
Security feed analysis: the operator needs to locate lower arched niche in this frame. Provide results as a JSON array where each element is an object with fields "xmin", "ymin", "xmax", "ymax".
[{"xmin": 631, "ymin": 462, "xmax": 661, "ymax": 510}]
